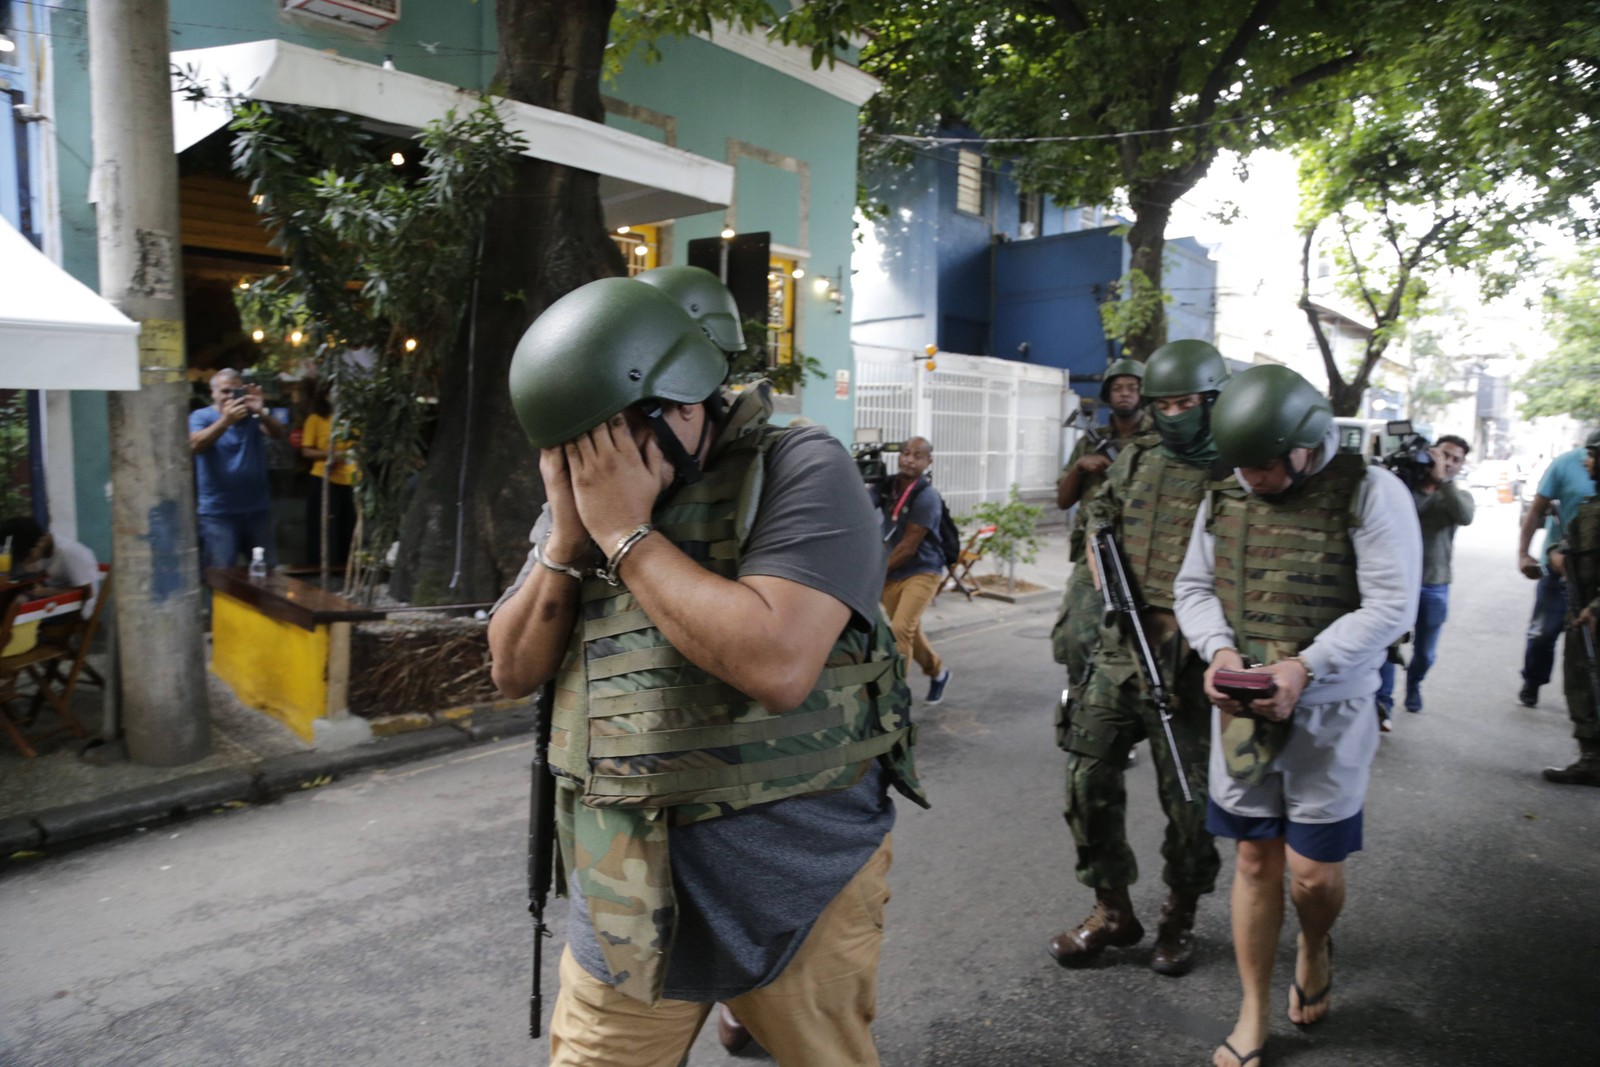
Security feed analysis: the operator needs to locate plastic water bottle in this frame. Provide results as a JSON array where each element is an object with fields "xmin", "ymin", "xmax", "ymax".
[{"xmin": 248, "ymin": 546, "xmax": 268, "ymax": 581}]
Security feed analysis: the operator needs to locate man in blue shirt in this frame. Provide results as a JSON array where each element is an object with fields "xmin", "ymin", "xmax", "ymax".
[
  {"xmin": 188, "ymin": 368, "xmax": 286, "ymax": 571},
  {"xmin": 1516, "ymin": 439, "xmax": 1599, "ymax": 707},
  {"xmin": 879, "ymin": 436, "xmax": 953, "ymax": 704}
]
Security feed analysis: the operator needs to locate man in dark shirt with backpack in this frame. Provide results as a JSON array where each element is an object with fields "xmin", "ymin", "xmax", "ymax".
[{"xmin": 879, "ymin": 436, "xmax": 953, "ymax": 704}]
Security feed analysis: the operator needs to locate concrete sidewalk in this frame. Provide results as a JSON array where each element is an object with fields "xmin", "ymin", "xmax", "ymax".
[{"xmin": 0, "ymin": 525, "xmax": 1073, "ymax": 860}]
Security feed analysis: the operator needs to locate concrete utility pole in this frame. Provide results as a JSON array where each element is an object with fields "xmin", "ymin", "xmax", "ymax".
[{"xmin": 88, "ymin": 0, "xmax": 209, "ymax": 765}]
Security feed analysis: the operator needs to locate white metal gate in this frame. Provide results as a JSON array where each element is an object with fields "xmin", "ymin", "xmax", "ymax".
[{"xmin": 853, "ymin": 344, "xmax": 1074, "ymax": 518}]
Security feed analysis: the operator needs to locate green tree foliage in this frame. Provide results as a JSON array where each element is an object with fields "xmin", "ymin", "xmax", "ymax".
[
  {"xmin": 1295, "ymin": 0, "xmax": 1600, "ymax": 414},
  {"xmin": 1521, "ymin": 254, "xmax": 1600, "ymax": 423},
  {"xmin": 228, "ymin": 101, "xmax": 523, "ymax": 598},
  {"xmin": 961, "ymin": 484, "xmax": 1044, "ymax": 592},
  {"xmin": 849, "ymin": 1, "xmax": 1375, "ymax": 360}
]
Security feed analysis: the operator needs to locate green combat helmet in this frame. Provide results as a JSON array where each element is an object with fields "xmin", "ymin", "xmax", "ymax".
[
  {"xmin": 1210, "ymin": 364, "xmax": 1333, "ymax": 470},
  {"xmin": 508, "ymin": 277, "xmax": 728, "ymax": 480},
  {"xmin": 1141, "ymin": 339, "xmax": 1230, "ymax": 398},
  {"xmin": 1098, "ymin": 357, "xmax": 1144, "ymax": 402},
  {"xmin": 1586, "ymin": 427, "xmax": 1600, "ymax": 450},
  {"xmin": 635, "ymin": 265, "xmax": 747, "ymax": 353}
]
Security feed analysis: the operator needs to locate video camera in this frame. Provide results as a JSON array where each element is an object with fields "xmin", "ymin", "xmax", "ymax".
[
  {"xmin": 851, "ymin": 428, "xmax": 901, "ymax": 487},
  {"xmin": 1380, "ymin": 419, "xmax": 1434, "ymax": 491}
]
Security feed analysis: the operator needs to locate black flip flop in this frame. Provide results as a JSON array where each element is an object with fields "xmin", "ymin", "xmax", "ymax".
[
  {"xmin": 1220, "ymin": 1038, "xmax": 1264, "ymax": 1066},
  {"xmin": 1290, "ymin": 935, "xmax": 1334, "ymax": 1027}
]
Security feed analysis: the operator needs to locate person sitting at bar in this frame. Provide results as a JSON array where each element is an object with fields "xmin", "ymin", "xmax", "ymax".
[{"xmin": 0, "ymin": 516, "xmax": 100, "ymax": 611}]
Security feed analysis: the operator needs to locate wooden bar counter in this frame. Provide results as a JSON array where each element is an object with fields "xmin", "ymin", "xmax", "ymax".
[{"xmin": 206, "ymin": 568, "xmax": 384, "ymax": 742}]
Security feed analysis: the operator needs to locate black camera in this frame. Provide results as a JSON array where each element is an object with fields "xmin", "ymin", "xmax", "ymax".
[
  {"xmin": 851, "ymin": 429, "xmax": 901, "ymax": 487},
  {"xmin": 1380, "ymin": 419, "xmax": 1434, "ymax": 490}
]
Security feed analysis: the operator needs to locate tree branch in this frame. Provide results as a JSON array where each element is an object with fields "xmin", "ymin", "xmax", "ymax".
[
  {"xmin": 1039, "ymin": 0, "xmax": 1092, "ymax": 34},
  {"xmin": 1338, "ymin": 212, "xmax": 1384, "ymax": 323},
  {"xmin": 1298, "ymin": 223, "xmax": 1344, "ymax": 392},
  {"xmin": 1193, "ymin": 0, "xmax": 1280, "ymax": 126}
]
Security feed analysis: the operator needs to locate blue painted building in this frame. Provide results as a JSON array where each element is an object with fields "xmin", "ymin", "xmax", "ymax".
[{"xmin": 852, "ymin": 135, "xmax": 1218, "ymax": 387}]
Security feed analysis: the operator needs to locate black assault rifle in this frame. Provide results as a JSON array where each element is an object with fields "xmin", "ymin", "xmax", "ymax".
[
  {"xmin": 1087, "ymin": 524, "xmax": 1194, "ymax": 803},
  {"xmin": 1064, "ymin": 406, "xmax": 1124, "ymax": 464},
  {"xmin": 527, "ymin": 681, "xmax": 557, "ymax": 1039}
]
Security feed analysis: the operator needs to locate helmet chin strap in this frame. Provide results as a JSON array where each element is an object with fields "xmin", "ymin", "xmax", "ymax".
[{"xmin": 642, "ymin": 402, "xmax": 712, "ymax": 487}]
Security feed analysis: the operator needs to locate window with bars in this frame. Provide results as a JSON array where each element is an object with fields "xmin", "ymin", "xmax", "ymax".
[
  {"xmin": 956, "ymin": 149, "xmax": 984, "ymax": 216},
  {"xmin": 1018, "ymin": 192, "xmax": 1042, "ymax": 239}
]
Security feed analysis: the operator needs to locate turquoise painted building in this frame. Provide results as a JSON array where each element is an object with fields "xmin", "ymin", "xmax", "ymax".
[{"xmin": 27, "ymin": 1, "xmax": 873, "ymax": 560}]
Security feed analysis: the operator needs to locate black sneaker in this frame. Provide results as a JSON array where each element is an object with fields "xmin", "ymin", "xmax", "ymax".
[
  {"xmin": 1518, "ymin": 685, "xmax": 1538, "ymax": 708},
  {"xmin": 926, "ymin": 669, "xmax": 951, "ymax": 705}
]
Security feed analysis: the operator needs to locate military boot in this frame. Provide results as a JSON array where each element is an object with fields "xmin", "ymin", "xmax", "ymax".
[
  {"xmin": 1149, "ymin": 891, "xmax": 1200, "ymax": 976},
  {"xmin": 1542, "ymin": 739, "xmax": 1600, "ymax": 787},
  {"xmin": 1048, "ymin": 887, "xmax": 1144, "ymax": 967}
]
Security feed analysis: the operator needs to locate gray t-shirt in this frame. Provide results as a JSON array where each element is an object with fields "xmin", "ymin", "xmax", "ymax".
[
  {"xmin": 496, "ymin": 426, "xmax": 895, "ymax": 1001},
  {"xmin": 878, "ymin": 476, "xmax": 947, "ymax": 581}
]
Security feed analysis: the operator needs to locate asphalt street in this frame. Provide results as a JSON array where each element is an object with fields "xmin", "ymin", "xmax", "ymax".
[{"xmin": 2, "ymin": 501, "xmax": 1597, "ymax": 1066}]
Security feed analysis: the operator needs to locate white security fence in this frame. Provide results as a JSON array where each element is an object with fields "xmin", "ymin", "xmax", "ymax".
[{"xmin": 852, "ymin": 344, "xmax": 1078, "ymax": 520}]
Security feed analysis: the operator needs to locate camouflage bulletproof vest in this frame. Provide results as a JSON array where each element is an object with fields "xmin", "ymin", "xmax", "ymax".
[
  {"xmin": 1118, "ymin": 440, "xmax": 1223, "ymax": 610},
  {"xmin": 551, "ymin": 384, "xmax": 924, "ymax": 1003},
  {"xmin": 1068, "ymin": 415, "xmax": 1154, "ymax": 563},
  {"xmin": 1208, "ymin": 452, "xmax": 1367, "ymax": 666},
  {"xmin": 1568, "ymin": 496, "xmax": 1600, "ymax": 611}
]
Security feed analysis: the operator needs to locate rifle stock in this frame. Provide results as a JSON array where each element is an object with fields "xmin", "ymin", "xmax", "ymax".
[
  {"xmin": 1088, "ymin": 526, "xmax": 1194, "ymax": 803},
  {"xmin": 528, "ymin": 681, "xmax": 556, "ymax": 1039}
]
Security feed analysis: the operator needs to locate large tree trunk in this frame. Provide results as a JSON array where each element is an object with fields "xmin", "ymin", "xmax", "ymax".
[
  {"xmin": 390, "ymin": 0, "xmax": 624, "ymax": 604},
  {"xmin": 1121, "ymin": 193, "xmax": 1172, "ymax": 362}
]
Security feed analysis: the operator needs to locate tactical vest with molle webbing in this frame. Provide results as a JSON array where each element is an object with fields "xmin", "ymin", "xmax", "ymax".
[
  {"xmin": 547, "ymin": 385, "xmax": 928, "ymax": 1004},
  {"xmin": 1205, "ymin": 452, "xmax": 1367, "ymax": 783},
  {"xmin": 1117, "ymin": 439, "xmax": 1231, "ymax": 610}
]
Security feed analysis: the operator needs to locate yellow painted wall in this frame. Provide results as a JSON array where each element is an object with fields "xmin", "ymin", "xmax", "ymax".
[{"xmin": 211, "ymin": 592, "xmax": 329, "ymax": 742}]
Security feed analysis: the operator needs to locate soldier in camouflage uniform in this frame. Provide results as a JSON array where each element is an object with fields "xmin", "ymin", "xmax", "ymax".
[
  {"xmin": 488, "ymin": 277, "xmax": 927, "ymax": 1066},
  {"xmin": 1048, "ymin": 340, "xmax": 1231, "ymax": 978},
  {"xmin": 1051, "ymin": 359, "xmax": 1154, "ymax": 689},
  {"xmin": 1545, "ymin": 430, "xmax": 1600, "ymax": 786}
]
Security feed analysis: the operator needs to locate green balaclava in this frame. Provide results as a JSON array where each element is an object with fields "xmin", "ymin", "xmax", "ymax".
[{"xmin": 1141, "ymin": 339, "xmax": 1231, "ymax": 467}]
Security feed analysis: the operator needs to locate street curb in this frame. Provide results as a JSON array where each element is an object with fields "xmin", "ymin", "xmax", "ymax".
[{"xmin": 3, "ymin": 702, "xmax": 540, "ymax": 862}]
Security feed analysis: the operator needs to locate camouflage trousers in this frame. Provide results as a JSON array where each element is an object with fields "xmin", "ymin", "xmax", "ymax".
[
  {"xmin": 1061, "ymin": 618, "xmax": 1218, "ymax": 896},
  {"xmin": 1050, "ymin": 563, "xmax": 1100, "ymax": 679},
  {"xmin": 1563, "ymin": 620, "xmax": 1600, "ymax": 741}
]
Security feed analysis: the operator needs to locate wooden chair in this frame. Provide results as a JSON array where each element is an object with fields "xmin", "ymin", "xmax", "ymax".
[
  {"xmin": 935, "ymin": 524, "xmax": 997, "ymax": 601},
  {"xmin": 0, "ymin": 573, "xmax": 105, "ymax": 758}
]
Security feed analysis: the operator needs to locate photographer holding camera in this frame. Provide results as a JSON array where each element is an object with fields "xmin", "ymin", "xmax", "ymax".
[
  {"xmin": 877, "ymin": 436, "xmax": 953, "ymax": 705},
  {"xmin": 1376, "ymin": 434, "xmax": 1474, "ymax": 726},
  {"xmin": 188, "ymin": 368, "xmax": 286, "ymax": 572}
]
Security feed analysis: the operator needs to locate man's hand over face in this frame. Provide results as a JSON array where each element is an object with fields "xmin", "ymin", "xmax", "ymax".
[
  {"xmin": 565, "ymin": 414, "xmax": 669, "ymax": 550},
  {"xmin": 539, "ymin": 446, "xmax": 587, "ymax": 559}
]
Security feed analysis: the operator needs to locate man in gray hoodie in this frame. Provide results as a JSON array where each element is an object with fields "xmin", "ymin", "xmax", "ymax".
[{"xmin": 1173, "ymin": 366, "xmax": 1420, "ymax": 1067}]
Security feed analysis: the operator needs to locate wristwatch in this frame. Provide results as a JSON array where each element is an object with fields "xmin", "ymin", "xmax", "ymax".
[{"xmin": 1293, "ymin": 655, "xmax": 1316, "ymax": 683}]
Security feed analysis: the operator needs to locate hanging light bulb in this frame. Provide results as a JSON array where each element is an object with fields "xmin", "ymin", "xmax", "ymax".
[
  {"xmin": 720, "ymin": 227, "xmax": 736, "ymax": 240},
  {"xmin": 390, "ymin": 151, "xmax": 406, "ymax": 166},
  {"xmin": 616, "ymin": 226, "xmax": 631, "ymax": 235},
  {"xmin": 791, "ymin": 268, "xmax": 806, "ymax": 280},
  {"xmin": 251, "ymin": 329, "xmax": 265, "ymax": 343},
  {"xmin": 404, "ymin": 338, "xmax": 419, "ymax": 352},
  {"xmin": 237, "ymin": 278, "xmax": 250, "ymax": 290},
  {"xmin": 289, "ymin": 330, "xmax": 304, "ymax": 346}
]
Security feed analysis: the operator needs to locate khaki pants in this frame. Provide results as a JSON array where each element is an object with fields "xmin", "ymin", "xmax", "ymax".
[
  {"xmin": 548, "ymin": 835, "xmax": 894, "ymax": 1067},
  {"xmin": 881, "ymin": 572, "xmax": 944, "ymax": 678}
]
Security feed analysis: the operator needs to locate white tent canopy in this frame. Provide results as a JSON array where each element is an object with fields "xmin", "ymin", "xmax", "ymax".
[
  {"xmin": 0, "ymin": 216, "xmax": 141, "ymax": 391},
  {"xmin": 171, "ymin": 40, "xmax": 735, "ymax": 229}
]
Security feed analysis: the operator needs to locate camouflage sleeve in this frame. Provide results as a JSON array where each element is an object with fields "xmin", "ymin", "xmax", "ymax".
[{"xmin": 1061, "ymin": 433, "xmax": 1091, "ymax": 474}]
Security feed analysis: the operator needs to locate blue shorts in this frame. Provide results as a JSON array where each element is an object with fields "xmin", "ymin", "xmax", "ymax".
[{"xmin": 1205, "ymin": 799, "xmax": 1364, "ymax": 863}]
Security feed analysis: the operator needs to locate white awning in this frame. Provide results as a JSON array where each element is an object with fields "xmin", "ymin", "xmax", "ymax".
[
  {"xmin": 171, "ymin": 40, "xmax": 734, "ymax": 228},
  {"xmin": 0, "ymin": 217, "xmax": 141, "ymax": 391}
]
